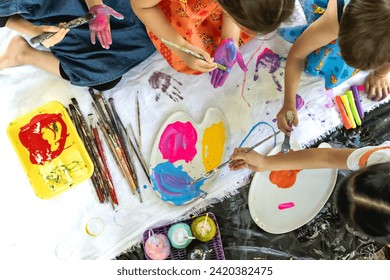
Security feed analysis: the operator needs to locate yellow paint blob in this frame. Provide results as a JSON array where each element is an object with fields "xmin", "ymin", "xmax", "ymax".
[{"xmin": 201, "ymin": 122, "xmax": 226, "ymax": 172}]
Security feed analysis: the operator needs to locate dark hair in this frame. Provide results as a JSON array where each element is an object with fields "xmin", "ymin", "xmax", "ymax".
[
  {"xmin": 339, "ymin": 0, "xmax": 390, "ymax": 70},
  {"xmin": 217, "ymin": 0, "xmax": 295, "ymax": 35},
  {"xmin": 336, "ymin": 162, "xmax": 390, "ymax": 244}
]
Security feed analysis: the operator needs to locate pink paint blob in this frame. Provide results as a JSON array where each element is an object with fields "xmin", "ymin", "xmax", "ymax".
[
  {"xmin": 278, "ymin": 202, "xmax": 295, "ymax": 210},
  {"xmin": 158, "ymin": 121, "xmax": 197, "ymax": 163}
]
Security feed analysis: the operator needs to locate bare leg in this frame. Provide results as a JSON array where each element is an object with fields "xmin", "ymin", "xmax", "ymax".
[{"xmin": 0, "ymin": 35, "xmax": 60, "ymax": 76}]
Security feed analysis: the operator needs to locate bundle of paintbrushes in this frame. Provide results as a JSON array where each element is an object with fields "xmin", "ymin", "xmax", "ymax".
[
  {"xmin": 89, "ymin": 89, "xmax": 151, "ymax": 203},
  {"xmin": 335, "ymin": 85, "xmax": 364, "ymax": 130},
  {"xmin": 68, "ymin": 98, "xmax": 119, "ymax": 208}
]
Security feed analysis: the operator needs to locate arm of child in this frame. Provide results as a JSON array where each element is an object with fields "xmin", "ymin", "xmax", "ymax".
[
  {"xmin": 130, "ymin": 0, "xmax": 217, "ymax": 72},
  {"xmin": 277, "ymin": 2, "xmax": 340, "ymax": 135},
  {"xmin": 228, "ymin": 146, "xmax": 354, "ymax": 172},
  {"xmin": 5, "ymin": 15, "xmax": 69, "ymax": 48},
  {"xmin": 364, "ymin": 62, "xmax": 390, "ymax": 101}
]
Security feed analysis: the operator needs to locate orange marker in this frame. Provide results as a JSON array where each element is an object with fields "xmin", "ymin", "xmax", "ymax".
[
  {"xmin": 335, "ymin": 95, "xmax": 352, "ymax": 130},
  {"xmin": 340, "ymin": 95, "xmax": 356, "ymax": 129}
]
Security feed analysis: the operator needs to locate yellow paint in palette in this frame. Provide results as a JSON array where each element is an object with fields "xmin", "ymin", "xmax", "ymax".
[
  {"xmin": 201, "ymin": 122, "xmax": 226, "ymax": 172},
  {"xmin": 340, "ymin": 95, "xmax": 356, "ymax": 129}
]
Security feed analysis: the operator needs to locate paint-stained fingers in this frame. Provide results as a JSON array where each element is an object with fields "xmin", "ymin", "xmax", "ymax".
[
  {"xmin": 211, "ymin": 69, "xmax": 224, "ymax": 88},
  {"xmin": 97, "ymin": 31, "xmax": 105, "ymax": 49},
  {"xmin": 90, "ymin": 30, "xmax": 96, "ymax": 45},
  {"xmin": 218, "ymin": 72, "xmax": 229, "ymax": 87}
]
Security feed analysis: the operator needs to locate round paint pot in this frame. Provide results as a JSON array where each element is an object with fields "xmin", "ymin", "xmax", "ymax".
[
  {"xmin": 186, "ymin": 241, "xmax": 213, "ymax": 260},
  {"xmin": 144, "ymin": 230, "xmax": 171, "ymax": 260},
  {"xmin": 191, "ymin": 215, "xmax": 216, "ymax": 242},
  {"xmin": 167, "ymin": 223, "xmax": 193, "ymax": 249}
]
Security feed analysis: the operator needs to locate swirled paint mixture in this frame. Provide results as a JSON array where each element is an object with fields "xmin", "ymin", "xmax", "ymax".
[
  {"xmin": 151, "ymin": 161, "xmax": 206, "ymax": 205},
  {"xmin": 158, "ymin": 121, "xmax": 197, "ymax": 163},
  {"xmin": 18, "ymin": 113, "xmax": 68, "ymax": 165},
  {"xmin": 201, "ymin": 122, "xmax": 226, "ymax": 172}
]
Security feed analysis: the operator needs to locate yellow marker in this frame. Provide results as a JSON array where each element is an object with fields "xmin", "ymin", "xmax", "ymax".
[
  {"xmin": 345, "ymin": 90, "xmax": 362, "ymax": 126},
  {"xmin": 340, "ymin": 95, "xmax": 356, "ymax": 129}
]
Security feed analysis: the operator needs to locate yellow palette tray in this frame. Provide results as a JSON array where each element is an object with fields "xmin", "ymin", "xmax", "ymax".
[{"xmin": 7, "ymin": 101, "xmax": 94, "ymax": 199}]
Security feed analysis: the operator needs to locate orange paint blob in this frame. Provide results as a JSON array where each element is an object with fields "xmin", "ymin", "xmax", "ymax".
[
  {"xmin": 269, "ymin": 169, "xmax": 301, "ymax": 189},
  {"xmin": 269, "ymin": 150, "xmax": 301, "ymax": 189}
]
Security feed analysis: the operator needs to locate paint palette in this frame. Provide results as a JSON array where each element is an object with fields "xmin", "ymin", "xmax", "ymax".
[
  {"xmin": 149, "ymin": 108, "xmax": 229, "ymax": 205},
  {"xmin": 248, "ymin": 141, "xmax": 337, "ymax": 234},
  {"xmin": 7, "ymin": 101, "xmax": 94, "ymax": 199}
]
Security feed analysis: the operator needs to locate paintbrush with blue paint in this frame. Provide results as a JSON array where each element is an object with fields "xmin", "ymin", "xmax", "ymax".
[
  {"xmin": 161, "ymin": 38, "xmax": 227, "ymax": 71},
  {"xmin": 30, "ymin": 13, "xmax": 95, "ymax": 44},
  {"xmin": 190, "ymin": 131, "xmax": 280, "ymax": 186}
]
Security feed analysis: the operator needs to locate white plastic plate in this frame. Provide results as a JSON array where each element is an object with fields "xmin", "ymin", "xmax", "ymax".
[{"xmin": 248, "ymin": 141, "xmax": 337, "ymax": 234}]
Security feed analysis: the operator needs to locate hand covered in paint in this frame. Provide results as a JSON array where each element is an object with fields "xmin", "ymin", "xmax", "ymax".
[
  {"xmin": 88, "ymin": 4, "xmax": 124, "ymax": 49},
  {"xmin": 277, "ymin": 103, "xmax": 298, "ymax": 136},
  {"xmin": 364, "ymin": 70, "xmax": 390, "ymax": 101},
  {"xmin": 229, "ymin": 148, "xmax": 264, "ymax": 172},
  {"xmin": 210, "ymin": 38, "xmax": 247, "ymax": 88}
]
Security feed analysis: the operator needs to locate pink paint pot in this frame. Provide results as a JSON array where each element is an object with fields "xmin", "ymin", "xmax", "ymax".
[{"xmin": 144, "ymin": 230, "xmax": 171, "ymax": 260}]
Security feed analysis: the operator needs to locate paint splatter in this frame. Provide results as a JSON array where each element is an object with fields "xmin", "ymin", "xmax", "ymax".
[
  {"xmin": 296, "ymin": 94, "xmax": 305, "ymax": 110},
  {"xmin": 151, "ymin": 161, "xmax": 206, "ymax": 205},
  {"xmin": 201, "ymin": 122, "xmax": 226, "ymax": 172},
  {"xmin": 322, "ymin": 88, "xmax": 334, "ymax": 109},
  {"xmin": 254, "ymin": 48, "xmax": 284, "ymax": 92},
  {"xmin": 158, "ymin": 121, "xmax": 197, "ymax": 163},
  {"xmin": 18, "ymin": 113, "xmax": 68, "ymax": 165},
  {"xmin": 278, "ymin": 202, "xmax": 295, "ymax": 210},
  {"xmin": 149, "ymin": 71, "xmax": 183, "ymax": 102}
]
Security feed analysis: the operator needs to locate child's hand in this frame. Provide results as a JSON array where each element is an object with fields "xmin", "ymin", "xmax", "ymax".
[
  {"xmin": 229, "ymin": 148, "xmax": 264, "ymax": 172},
  {"xmin": 89, "ymin": 4, "xmax": 124, "ymax": 49},
  {"xmin": 210, "ymin": 38, "xmax": 247, "ymax": 88},
  {"xmin": 277, "ymin": 103, "xmax": 298, "ymax": 135},
  {"xmin": 180, "ymin": 42, "xmax": 217, "ymax": 72},
  {"xmin": 364, "ymin": 71, "xmax": 390, "ymax": 101},
  {"xmin": 37, "ymin": 25, "xmax": 69, "ymax": 48}
]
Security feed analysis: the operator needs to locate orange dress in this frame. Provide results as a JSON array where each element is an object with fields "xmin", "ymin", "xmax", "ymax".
[{"xmin": 149, "ymin": 0, "xmax": 252, "ymax": 74}]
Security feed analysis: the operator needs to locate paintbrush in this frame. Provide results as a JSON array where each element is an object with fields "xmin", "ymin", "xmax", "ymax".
[
  {"xmin": 190, "ymin": 131, "xmax": 280, "ymax": 185},
  {"xmin": 30, "ymin": 13, "xmax": 95, "ymax": 44},
  {"xmin": 136, "ymin": 93, "xmax": 142, "ymax": 151},
  {"xmin": 88, "ymin": 114, "xmax": 119, "ymax": 206},
  {"xmin": 161, "ymin": 38, "xmax": 227, "ymax": 71}
]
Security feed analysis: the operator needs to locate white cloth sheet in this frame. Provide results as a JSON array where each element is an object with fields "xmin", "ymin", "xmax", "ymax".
[{"xmin": 1, "ymin": 3, "xmax": 389, "ymax": 260}]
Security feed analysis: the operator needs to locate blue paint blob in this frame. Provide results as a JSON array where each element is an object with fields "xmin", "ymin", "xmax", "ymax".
[{"xmin": 151, "ymin": 162, "xmax": 206, "ymax": 206}]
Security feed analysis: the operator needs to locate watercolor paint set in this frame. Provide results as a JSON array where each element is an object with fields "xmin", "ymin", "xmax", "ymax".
[
  {"xmin": 335, "ymin": 85, "xmax": 365, "ymax": 130},
  {"xmin": 142, "ymin": 212, "xmax": 225, "ymax": 260},
  {"xmin": 7, "ymin": 101, "xmax": 94, "ymax": 199}
]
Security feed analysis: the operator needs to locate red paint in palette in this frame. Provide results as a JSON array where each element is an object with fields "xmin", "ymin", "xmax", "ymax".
[{"xmin": 18, "ymin": 113, "xmax": 68, "ymax": 165}]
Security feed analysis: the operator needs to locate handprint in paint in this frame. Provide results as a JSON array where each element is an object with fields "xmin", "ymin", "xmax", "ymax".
[
  {"xmin": 254, "ymin": 48, "xmax": 286, "ymax": 92},
  {"xmin": 148, "ymin": 71, "xmax": 184, "ymax": 102}
]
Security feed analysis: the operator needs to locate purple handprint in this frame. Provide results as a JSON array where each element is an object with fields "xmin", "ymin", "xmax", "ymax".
[{"xmin": 149, "ymin": 71, "xmax": 184, "ymax": 102}]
